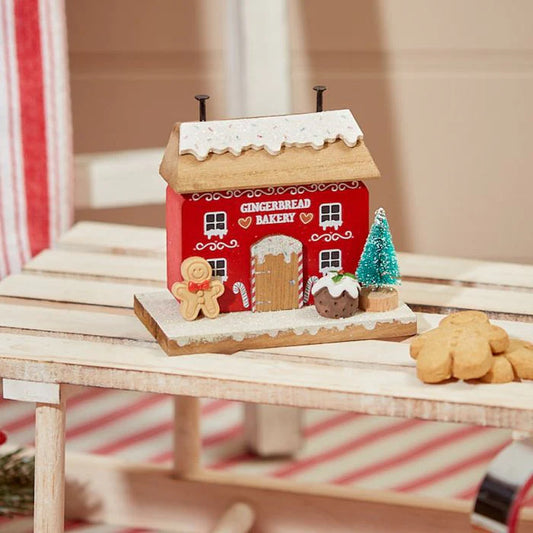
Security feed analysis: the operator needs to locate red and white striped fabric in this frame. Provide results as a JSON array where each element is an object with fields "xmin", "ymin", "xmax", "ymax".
[
  {"xmin": 0, "ymin": 0, "xmax": 73, "ymax": 278},
  {"xmin": 0, "ymin": 389, "xmax": 523, "ymax": 532}
]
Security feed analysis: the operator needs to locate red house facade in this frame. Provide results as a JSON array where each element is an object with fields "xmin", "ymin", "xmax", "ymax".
[{"xmin": 160, "ymin": 109, "xmax": 380, "ymax": 314}]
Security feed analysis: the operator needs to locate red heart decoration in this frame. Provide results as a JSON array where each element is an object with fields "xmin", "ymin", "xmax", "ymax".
[
  {"xmin": 300, "ymin": 212, "xmax": 313, "ymax": 224},
  {"xmin": 238, "ymin": 217, "xmax": 252, "ymax": 229}
]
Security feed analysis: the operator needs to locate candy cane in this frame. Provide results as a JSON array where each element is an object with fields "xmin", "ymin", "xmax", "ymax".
[
  {"xmin": 250, "ymin": 256, "xmax": 257, "ymax": 312},
  {"xmin": 303, "ymin": 276, "xmax": 318, "ymax": 304},
  {"xmin": 232, "ymin": 281, "xmax": 250, "ymax": 309},
  {"xmin": 297, "ymin": 249, "xmax": 304, "ymax": 308}
]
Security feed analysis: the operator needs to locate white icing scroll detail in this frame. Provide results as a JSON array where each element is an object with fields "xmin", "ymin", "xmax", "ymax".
[
  {"xmin": 251, "ymin": 235, "xmax": 302, "ymax": 265},
  {"xmin": 191, "ymin": 181, "xmax": 361, "ymax": 202},
  {"xmin": 180, "ymin": 110, "xmax": 363, "ymax": 161},
  {"xmin": 303, "ymin": 276, "xmax": 318, "ymax": 304},
  {"xmin": 232, "ymin": 282, "xmax": 250, "ymax": 309},
  {"xmin": 194, "ymin": 239, "xmax": 239, "ymax": 251},
  {"xmin": 310, "ymin": 231, "xmax": 353, "ymax": 242}
]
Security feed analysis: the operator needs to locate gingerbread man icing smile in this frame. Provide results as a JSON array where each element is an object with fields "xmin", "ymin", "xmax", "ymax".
[{"xmin": 171, "ymin": 256, "xmax": 225, "ymax": 321}]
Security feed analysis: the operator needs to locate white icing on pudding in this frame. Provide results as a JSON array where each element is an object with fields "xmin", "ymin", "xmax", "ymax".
[{"xmin": 311, "ymin": 272, "xmax": 360, "ymax": 299}]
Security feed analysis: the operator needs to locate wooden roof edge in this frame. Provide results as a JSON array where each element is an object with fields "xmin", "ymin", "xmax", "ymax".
[
  {"xmin": 174, "ymin": 173, "xmax": 379, "ymax": 195},
  {"xmin": 159, "ymin": 122, "xmax": 181, "ymax": 187},
  {"xmin": 160, "ymin": 122, "xmax": 381, "ymax": 193}
]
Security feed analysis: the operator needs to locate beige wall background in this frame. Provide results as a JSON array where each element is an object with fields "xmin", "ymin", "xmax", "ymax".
[{"xmin": 68, "ymin": 0, "xmax": 533, "ymax": 263}]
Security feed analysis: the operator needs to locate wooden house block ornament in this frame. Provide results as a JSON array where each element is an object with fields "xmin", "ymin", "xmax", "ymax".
[{"xmin": 135, "ymin": 88, "xmax": 417, "ymax": 355}]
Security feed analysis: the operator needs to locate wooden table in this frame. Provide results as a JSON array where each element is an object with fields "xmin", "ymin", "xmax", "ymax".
[{"xmin": 2, "ymin": 221, "xmax": 533, "ymax": 532}]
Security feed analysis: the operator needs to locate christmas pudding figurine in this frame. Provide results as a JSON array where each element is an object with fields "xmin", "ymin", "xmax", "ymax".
[
  {"xmin": 312, "ymin": 270, "xmax": 361, "ymax": 319},
  {"xmin": 357, "ymin": 207, "xmax": 400, "ymax": 312}
]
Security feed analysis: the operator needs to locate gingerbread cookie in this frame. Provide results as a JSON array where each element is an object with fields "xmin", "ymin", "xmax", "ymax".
[
  {"xmin": 501, "ymin": 339, "xmax": 533, "ymax": 380},
  {"xmin": 171, "ymin": 256, "xmax": 225, "ymax": 321},
  {"xmin": 478, "ymin": 340, "xmax": 533, "ymax": 383},
  {"xmin": 479, "ymin": 356, "xmax": 515, "ymax": 384},
  {"xmin": 410, "ymin": 311, "xmax": 509, "ymax": 384}
]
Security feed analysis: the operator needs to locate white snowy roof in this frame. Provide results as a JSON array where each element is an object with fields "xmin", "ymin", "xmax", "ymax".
[
  {"xmin": 178, "ymin": 110, "xmax": 363, "ymax": 161},
  {"xmin": 159, "ymin": 109, "xmax": 380, "ymax": 193}
]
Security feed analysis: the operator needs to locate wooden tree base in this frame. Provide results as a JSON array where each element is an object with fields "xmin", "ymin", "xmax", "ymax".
[
  {"xmin": 359, "ymin": 287, "xmax": 399, "ymax": 312},
  {"xmin": 134, "ymin": 290, "xmax": 417, "ymax": 356}
]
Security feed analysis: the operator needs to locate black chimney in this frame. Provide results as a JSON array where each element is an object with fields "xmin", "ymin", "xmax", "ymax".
[
  {"xmin": 313, "ymin": 85, "xmax": 327, "ymax": 112},
  {"xmin": 194, "ymin": 94, "xmax": 209, "ymax": 121}
]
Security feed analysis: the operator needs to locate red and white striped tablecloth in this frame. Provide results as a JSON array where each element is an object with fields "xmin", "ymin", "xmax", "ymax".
[{"xmin": 0, "ymin": 388, "xmax": 516, "ymax": 532}]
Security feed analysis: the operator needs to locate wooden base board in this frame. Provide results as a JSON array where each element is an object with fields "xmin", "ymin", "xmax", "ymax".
[
  {"xmin": 62, "ymin": 451, "xmax": 533, "ymax": 532},
  {"xmin": 134, "ymin": 290, "xmax": 417, "ymax": 356}
]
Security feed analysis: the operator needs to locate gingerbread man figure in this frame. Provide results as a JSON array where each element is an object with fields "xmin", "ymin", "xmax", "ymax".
[{"xmin": 171, "ymin": 256, "xmax": 225, "ymax": 321}]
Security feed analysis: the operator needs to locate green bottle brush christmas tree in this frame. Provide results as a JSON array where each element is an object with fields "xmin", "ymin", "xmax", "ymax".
[{"xmin": 357, "ymin": 208, "xmax": 401, "ymax": 312}]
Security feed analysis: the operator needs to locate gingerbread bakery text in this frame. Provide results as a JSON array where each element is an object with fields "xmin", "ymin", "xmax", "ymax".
[{"xmin": 241, "ymin": 198, "xmax": 311, "ymax": 226}]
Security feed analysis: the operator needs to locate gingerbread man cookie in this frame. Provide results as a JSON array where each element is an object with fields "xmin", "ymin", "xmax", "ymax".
[
  {"xmin": 481, "ymin": 339, "xmax": 533, "ymax": 383},
  {"xmin": 410, "ymin": 311, "xmax": 509, "ymax": 383},
  {"xmin": 171, "ymin": 256, "xmax": 225, "ymax": 321},
  {"xmin": 479, "ymin": 356, "xmax": 515, "ymax": 384}
]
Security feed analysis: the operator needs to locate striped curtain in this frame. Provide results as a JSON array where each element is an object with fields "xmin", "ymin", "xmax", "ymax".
[{"xmin": 0, "ymin": 0, "xmax": 73, "ymax": 278}]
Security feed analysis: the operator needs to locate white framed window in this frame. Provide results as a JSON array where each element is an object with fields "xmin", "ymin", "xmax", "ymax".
[
  {"xmin": 204, "ymin": 211, "xmax": 228, "ymax": 239},
  {"xmin": 319, "ymin": 203, "xmax": 343, "ymax": 230},
  {"xmin": 319, "ymin": 249, "xmax": 342, "ymax": 274},
  {"xmin": 207, "ymin": 258, "xmax": 228, "ymax": 282}
]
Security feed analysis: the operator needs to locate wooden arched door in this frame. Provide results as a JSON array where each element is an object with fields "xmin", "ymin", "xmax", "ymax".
[{"xmin": 250, "ymin": 235, "xmax": 303, "ymax": 312}]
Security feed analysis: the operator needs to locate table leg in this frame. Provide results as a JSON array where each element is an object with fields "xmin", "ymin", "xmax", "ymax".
[
  {"xmin": 1, "ymin": 379, "xmax": 66, "ymax": 532},
  {"xmin": 173, "ymin": 395, "xmax": 201, "ymax": 476},
  {"xmin": 34, "ymin": 396, "xmax": 66, "ymax": 532},
  {"xmin": 244, "ymin": 404, "xmax": 302, "ymax": 457}
]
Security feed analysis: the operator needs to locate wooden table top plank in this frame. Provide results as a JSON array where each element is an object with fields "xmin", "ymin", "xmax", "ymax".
[
  {"xmin": 398, "ymin": 252, "xmax": 533, "ymax": 289},
  {"xmin": 1, "ymin": 332, "xmax": 533, "ymax": 431},
  {"xmin": 7, "ymin": 262, "xmax": 533, "ymax": 319},
  {"xmin": 0, "ymin": 274, "xmax": 153, "ymax": 308},
  {"xmin": 1, "ymin": 304, "xmax": 530, "ymax": 368},
  {"xmin": 58, "ymin": 223, "xmax": 533, "ymax": 289},
  {"xmin": 400, "ymin": 280, "xmax": 533, "ymax": 318},
  {"xmin": 25, "ymin": 249, "xmax": 165, "ymax": 285},
  {"xmin": 57, "ymin": 221, "xmax": 165, "ymax": 258},
  {"xmin": 246, "ymin": 313, "xmax": 533, "ymax": 366},
  {"xmin": 0, "ymin": 272, "xmax": 532, "ymax": 331},
  {"xmin": 0, "ymin": 302, "xmax": 154, "ymax": 344},
  {"xmin": 241, "ymin": 339, "xmax": 417, "ymax": 369}
]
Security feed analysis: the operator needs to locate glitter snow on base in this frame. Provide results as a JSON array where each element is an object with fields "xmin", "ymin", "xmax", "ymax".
[{"xmin": 136, "ymin": 291, "xmax": 416, "ymax": 348}]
